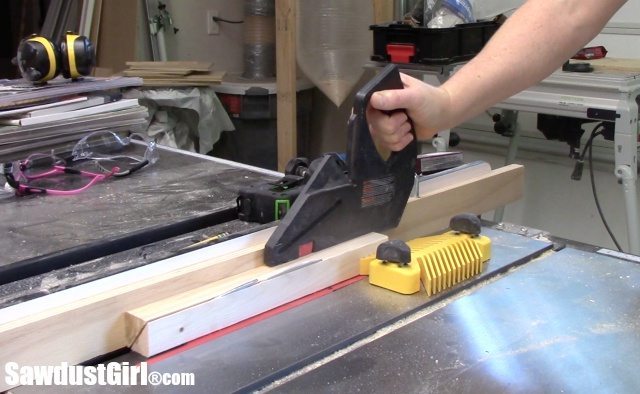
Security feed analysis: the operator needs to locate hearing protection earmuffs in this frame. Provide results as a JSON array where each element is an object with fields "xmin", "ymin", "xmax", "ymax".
[
  {"xmin": 59, "ymin": 33, "xmax": 95, "ymax": 79},
  {"xmin": 16, "ymin": 32, "xmax": 95, "ymax": 84},
  {"xmin": 16, "ymin": 35, "xmax": 60, "ymax": 84}
]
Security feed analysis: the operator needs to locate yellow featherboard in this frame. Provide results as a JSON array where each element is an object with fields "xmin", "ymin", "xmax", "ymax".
[{"xmin": 361, "ymin": 231, "xmax": 491, "ymax": 295}]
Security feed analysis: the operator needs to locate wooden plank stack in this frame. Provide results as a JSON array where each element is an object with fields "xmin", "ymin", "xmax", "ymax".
[
  {"xmin": 122, "ymin": 61, "xmax": 225, "ymax": 87},
  {"xmin": 0, "ymin": 76, "xmax": 146, "ymax": 158}
]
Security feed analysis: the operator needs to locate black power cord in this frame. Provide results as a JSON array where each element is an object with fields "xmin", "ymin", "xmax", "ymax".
[
  {"xmin": 572, "ymin": 123, "xmax": 623, "ymax": 251},
  {"xmin": 212, "ymin": 16, "xmax": 244, "ymax": 24},
  {"xmin": 588, "ymin": 129, "xmax": 623, "ymax": 252}
]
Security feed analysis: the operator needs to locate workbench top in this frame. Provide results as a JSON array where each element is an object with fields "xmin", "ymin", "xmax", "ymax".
[{"xmin": 0, "ymin": 146, "xmax": 278, "ymax": 306}]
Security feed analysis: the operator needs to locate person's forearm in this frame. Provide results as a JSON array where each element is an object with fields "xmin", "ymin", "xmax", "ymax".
[{"xmin": 435, "ymin": 0, "xmax": 626, "ymax": 133}]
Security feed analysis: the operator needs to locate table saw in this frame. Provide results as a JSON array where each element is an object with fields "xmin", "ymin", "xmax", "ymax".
[
  {"xmin": 6, "ymin": 219, "xmax": 640, "ymax": 393},
  {"xmin": 2, "ymin": 65, "xmax": 640, "ymax": 393},
  {"xmin": 0, "ymin": 145, "xmax": 279, "ymax": 307},
  {"xmin": 1, "ymin": 143, "xmax": 639, "ymax": 393},
  {"xmin": 111, "ymin": 227, "xmax": 640, "ymax": 394}
]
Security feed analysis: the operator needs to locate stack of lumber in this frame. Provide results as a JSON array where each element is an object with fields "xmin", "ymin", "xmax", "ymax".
[
  {"xmin": 0, "ymin": 76, "xmax": 146, "ymax": 158},
  {"xmin": 122, "ymin": 61, "xmax": 225, "ymax": 87}
]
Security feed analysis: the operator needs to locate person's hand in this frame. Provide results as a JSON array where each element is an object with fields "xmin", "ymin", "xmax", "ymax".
[{"xmin": 367, "ymin": 73, "xmax": 451, "ymax": 151}]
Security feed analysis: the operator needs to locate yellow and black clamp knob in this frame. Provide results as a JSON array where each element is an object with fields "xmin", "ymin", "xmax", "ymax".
[
  {"xmin": 16, "ymin": 34, "xmax": 61, "ymax": 84},
  {"xmin": 59, "ymin": 32, "xmax": 95, "ymax": 80},
  {"xmin": 369, "ymin": 239, "xmax": 422, "ymax": 295},
  {"xmin": 450, "ymin": 213, "xmax": 482, "ymax": 236}
]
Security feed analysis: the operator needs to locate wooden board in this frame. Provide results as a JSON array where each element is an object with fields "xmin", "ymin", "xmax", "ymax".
[
  {"xmin": 588, "ymin": 58, "xmax": 640, "ymax": 73},
  {"xmin": 373, "ymin": 0, "xmax": 394, "ymax": 24},
  {"xmin": 125, "ymin": 165, "xmax": 523, "ymax": 357},
  {"xmin": 89, "ymin": 0, "xmax": 103, "ymax": 52},
  {"xmin": 128, "ymin": 70, "xmax": 226, "ymax": 87},
  {"xmin": 179, "ymin": 72, "xmax": 226, "ymax": 82},
  {"xmin": 387, "ymin": 164, "xmax": 524, "ymax": 241},
  {"xmin": 125, "ymin": 61, "xmax": 213, "ymax": 72},
  {"xmin": 95, "ymin": 0, "xmax": 139, "ymax": 73},
  {"xmin": 140, "ymin": 80, "xmax": 223, "ymax": 88},
  {"xmin": 0, "ymin": 228, "xmax": 275, "ymax": 393},
  {"xmin": 122, "ymin": 61, "xmax": 220, "ymax": 85},
  {"xmin": 122, "ymin": 69, "xmax": 194, "ymax": 77},
  {"xmin": 275, "ymin": 0, "xmax": 297, "ymax": 171},
  {"xmin": 126, "ymin": 233, "xmax": 388, "ymax": 356}
]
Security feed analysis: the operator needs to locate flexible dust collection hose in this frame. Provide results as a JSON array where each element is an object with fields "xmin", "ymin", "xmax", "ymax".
[{"xmin": 242, "ymin": 0, "xmax": 275, "ymax": 80}]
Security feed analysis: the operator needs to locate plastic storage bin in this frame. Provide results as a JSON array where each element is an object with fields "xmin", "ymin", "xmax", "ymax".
[
  {"xmin": 211, "ymin": 77, "xmax": 313, "ymax": 170},
  {"xmin": 370, "ymin": 21, "xmax": 500, "ymax": 65}
]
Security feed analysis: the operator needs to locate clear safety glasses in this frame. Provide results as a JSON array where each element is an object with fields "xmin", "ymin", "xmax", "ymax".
[
  {"xmin": 3, "ymin": 152, "xmax": 117, "ymax": 196},
  {"xmin": 71, "ymin": 130, "xmax": 159, "ymax": 177},
  {"xmin": 3, "ymin": 131, "xmax": 159, "ymax": 197}
]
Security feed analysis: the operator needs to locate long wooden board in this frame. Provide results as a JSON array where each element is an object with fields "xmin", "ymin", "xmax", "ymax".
[
  {"xmin": 587, "ymin": 58, "xmax": 640, "ymax": 73},
  {"xmin": 131, "ymin": 71, "xmax": 226, "ymax": 87},
  {"xmin": 0, "ymin": 229, "xmax": 275, "ymax": 392},
  {"xmin": 95, "ymin": 0, "xmax": 139, "ymax": 73},
  {"xmin": 139, "ymin": 80, "xmax": 223, "ymax": 87},
  {"xmin": 124, "ymin": 164, "xmax": 523, "ymax": 356},
  {"xmin": 275, "ymin": 0, "xmax": 297, "ymax": 171},
  {"xmin": 373, "ymin": 0, "xmax": 394, "ymax": 24},
  {"xmin": 125, "ymin": 61, "xmax": 213, "ymax": 72},
  {"xmin": 122, "ymin": 69, "xmax": 194, "ymax": 77},
  {"xmin": 126, "ymin": 233, "xmax": 387, "ymax": 356},
  {"xmin": 386, "ymin": 164, "xmax": 524, "ymax": 241}
]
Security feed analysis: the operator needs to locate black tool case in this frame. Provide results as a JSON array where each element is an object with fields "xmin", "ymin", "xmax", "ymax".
[{"xmin": 370, "ymin": 21, "xmax": 500, "ymax": 65}]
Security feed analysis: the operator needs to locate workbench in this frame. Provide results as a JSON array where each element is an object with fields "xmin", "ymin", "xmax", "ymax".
[
  {"xmin": 10, "ymin": 223, "xmax": 640, "ymax": 393},
  {"xmin": 493, "ymin": 69, "xmax": 640, "ymax": 255}
]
